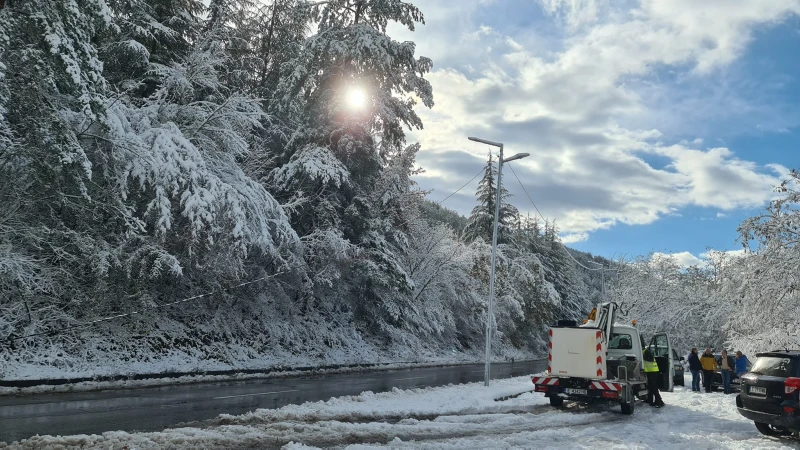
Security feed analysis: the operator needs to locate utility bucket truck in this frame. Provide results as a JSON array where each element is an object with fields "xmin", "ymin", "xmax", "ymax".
[{"xmin": 531, "ymin": 302, "xmax": 675, "ymax": 415}]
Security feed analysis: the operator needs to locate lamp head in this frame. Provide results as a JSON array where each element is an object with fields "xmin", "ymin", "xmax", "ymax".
[
  {"xmin": 503, "ymin": 153, "xmax": 530, "ymax": 163},
  {"xmin": 468, "ymin": 136, "xmax": 503, "ymax": 148}
]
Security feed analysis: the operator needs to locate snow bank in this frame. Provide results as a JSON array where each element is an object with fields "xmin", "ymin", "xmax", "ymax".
[{"xmin": 4, "ymin": 375, "xmax": 797, "ymax": 449}]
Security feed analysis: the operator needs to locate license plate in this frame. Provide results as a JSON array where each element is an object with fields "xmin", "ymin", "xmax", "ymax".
[
  {"xmin": 749, "ymin": 386, "xmax": 767, "ymax": 395},
  {"xmin": 565, "ymin": 388, "xmax": 587, "ymax": 395}
]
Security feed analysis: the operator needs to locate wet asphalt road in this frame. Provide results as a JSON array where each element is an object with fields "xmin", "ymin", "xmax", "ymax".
[{"xmin": 0, "ymin": 360, "xmax": 545, "ymax": 443}]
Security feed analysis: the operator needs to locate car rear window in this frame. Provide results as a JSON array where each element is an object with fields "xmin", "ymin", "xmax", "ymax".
[{"xmin": 750, "ymin": 356, "xmax": 794, "ymax": 377}]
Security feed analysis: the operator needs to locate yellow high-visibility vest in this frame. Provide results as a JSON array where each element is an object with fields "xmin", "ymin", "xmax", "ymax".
[{"xmin": 643, "ymin": 350, "xmax": 659, "ymax": 372}]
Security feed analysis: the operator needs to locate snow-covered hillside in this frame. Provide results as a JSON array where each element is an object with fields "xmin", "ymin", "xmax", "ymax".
[
  {"xmin": 7, "ymin": 374, "xmax": 795, "ymax": 449},
  {"xmin": 0, "ymin": 0, "xmax": 608, "ymax": 381}
]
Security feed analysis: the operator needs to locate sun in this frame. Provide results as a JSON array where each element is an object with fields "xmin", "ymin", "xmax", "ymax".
[{"xmin": 347, "ymin": 88, "xmax": 367, "ymax": 110}]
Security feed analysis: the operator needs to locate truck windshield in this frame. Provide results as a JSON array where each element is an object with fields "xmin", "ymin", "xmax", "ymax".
[
  {"xmin": 750, "ymin": 356, "xmax": 794, "ymax": 377},
  {"xmin": 608, "ymin": 333, "xmax": 633, "ymax": 350}
]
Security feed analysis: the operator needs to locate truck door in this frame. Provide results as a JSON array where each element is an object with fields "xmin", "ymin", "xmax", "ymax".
[{"xmin": 648, "ymin": 333, "xmax": 674, "ymax": 392}]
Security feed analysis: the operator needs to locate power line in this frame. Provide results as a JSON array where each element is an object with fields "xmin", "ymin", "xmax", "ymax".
[
  {"xmin": 506, "ymin": 162, "xmax": 606, "ymax": 272},
  {"xmin": 4, "ymin": 272, "xmax": 284, "ymax": 344},
  {"xmin": 437, "ymin": 168, "xmax": 484, "ymax": 205},
  {"xmin": 392, "ymin": 166, "xmax": 485, "ymax": 233}
]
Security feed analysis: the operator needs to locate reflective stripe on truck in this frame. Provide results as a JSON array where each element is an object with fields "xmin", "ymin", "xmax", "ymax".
[
  {"xmin": 595, "ymin": 330, "xmax": 605, "ymax": 378},
  {"xmin": 531, "ymin": 377, "xmax": 560, "ymax": 386},
  {"xmin": 590, "ymin": 381, "xmax": 622, "ymax": 391}
]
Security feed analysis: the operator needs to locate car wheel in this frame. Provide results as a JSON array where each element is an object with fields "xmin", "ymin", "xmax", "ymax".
[
  {"xmin": 549, "ymin": 396, "xmax": 564, "ymax": 407},
  {"xmin": 674, "ymin": 376, "xmax": 684, "ymax": 386},
  {"xmin": 754, "ymin": 422, "xmax": 792, "ymax": 436}
]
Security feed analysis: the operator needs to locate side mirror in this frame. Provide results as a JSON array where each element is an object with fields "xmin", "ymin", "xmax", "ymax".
[{"xmin": 680, "ymin": 356, "xmax": 685, "ymax": 361}]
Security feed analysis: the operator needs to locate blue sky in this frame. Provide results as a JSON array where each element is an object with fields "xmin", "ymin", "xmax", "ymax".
[{"xmin": 390, "ymin": 0, "xmax": 800, "ymax": 265}]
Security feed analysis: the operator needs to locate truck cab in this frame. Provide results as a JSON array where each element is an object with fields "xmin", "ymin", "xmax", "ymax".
[{"xmin": 606, "ymin": 325, "xmax": 644, "ymax": 378}]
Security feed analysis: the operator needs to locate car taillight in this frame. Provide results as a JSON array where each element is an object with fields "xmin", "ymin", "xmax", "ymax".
[{"xmin": 785, "ymin": 377, "xmax": 800, "ymax": 394}]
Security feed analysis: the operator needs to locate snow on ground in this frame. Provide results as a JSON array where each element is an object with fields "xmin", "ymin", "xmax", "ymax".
[{"xmin": 3, "ymin": 375, "xmax": 797, "ymax": 449}]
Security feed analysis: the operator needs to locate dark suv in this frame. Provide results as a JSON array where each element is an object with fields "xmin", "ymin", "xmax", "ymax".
[{"xmin": 736, "ymin": 351, "xmax": 800, "ymax": 436}]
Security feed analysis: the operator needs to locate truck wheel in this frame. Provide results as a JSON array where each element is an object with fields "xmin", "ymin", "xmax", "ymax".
[
  {"xmin": 549, "ymin": 396, "xmax": 564, "ymax": 407},
  {"xmin": 754, "ymin": 422, "xmax": 791, "ymax": 436},
  {"xmin": 621, "ymin": 399, "xmax": 635, "ymax": 415}
]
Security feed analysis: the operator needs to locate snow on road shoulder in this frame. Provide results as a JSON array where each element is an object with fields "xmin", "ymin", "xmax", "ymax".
[{"xmin": 3, "ymin": 376, "xmax": 798, "ymax": 449}]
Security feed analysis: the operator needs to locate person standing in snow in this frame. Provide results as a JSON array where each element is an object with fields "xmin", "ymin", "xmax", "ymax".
[
  {"xmin": 687, "ymin": 348, "xmax": 702, "ymax": 392},
  {"xmin": 643, "ymin": 347, "xmax": 665, "ymax": 407},
  {"xmin": 700, "ymin": 348, "xmax": 717, "ymax": 393},
  {"xmin": 720, "ymin": 349, "xmax": 735, "ymax": 394},
  {"xmin": 735, "ymin": 351, "xmax": 750, "ymax": 379}
]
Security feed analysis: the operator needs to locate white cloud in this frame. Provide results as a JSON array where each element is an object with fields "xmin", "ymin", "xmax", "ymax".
[
  {"xmin": 402, "ymin": 0, "xmax": 797, "ymax": 240},
  {"xmin": 560, "ymin": 232, "xmax": 589, "ymax": 244},
  {"xmin": 651, "ymin": 249, "xmax": 748, "ymax": 268},
  {"xmin": 700, "ymin": 249, "xmax": 748, "ymax": 260},
  {"xmin": 651, "ymin": 251, "xmax": 704, "ymax": 268}
]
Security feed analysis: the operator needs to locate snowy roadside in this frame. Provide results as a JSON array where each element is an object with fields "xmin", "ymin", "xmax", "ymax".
[
  {"xmin": 0, "ymin": 359, "xmax": 534, "ymax": 397},
  {"xmin": 4, "ymin": 374, "xmax": 796, "ymax": 449}
]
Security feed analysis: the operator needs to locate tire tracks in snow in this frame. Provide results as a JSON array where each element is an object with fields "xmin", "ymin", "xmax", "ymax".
[{"xmin": 196, "ymin": 405, "xmax": 628, "ymax": 449}]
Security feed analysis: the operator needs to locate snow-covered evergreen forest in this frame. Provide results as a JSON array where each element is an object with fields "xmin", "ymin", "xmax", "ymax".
[
  {"xmin": 1, "ymin": 0, "xmax": 795, "ymax": 380},
  {"xmin": 0, "ymin": 0, "xmax": 609, "ymax": 379}
]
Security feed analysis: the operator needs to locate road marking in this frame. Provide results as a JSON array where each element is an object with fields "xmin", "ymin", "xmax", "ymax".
[
  {"xmin": 395, "ymin": 376, "xmax": 426, "ymax": 381},
  {"xmin": 214, "ymin": 389, "xmax": 299, "ymax": 400}
]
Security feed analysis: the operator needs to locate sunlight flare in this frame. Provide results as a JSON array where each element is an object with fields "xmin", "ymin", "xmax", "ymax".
[{"xmin": 347, "ymin": 88, "xmax": 367, "ymax": 110}]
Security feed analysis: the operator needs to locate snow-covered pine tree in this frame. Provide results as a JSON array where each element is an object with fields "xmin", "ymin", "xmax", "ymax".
[
  {"xmin": 0, "ymin": 0, "xmax": 118, "ymax": 342},
  {"xmin": 101, "ymin": 0, "xmax": 203, "ymax": 91},
  {"xmin": 265, "ymin": 0, "xmax": 434, "ymax": 340},
  {"xmin": 540, "ymin": 221, "xmax": 590, "ymax": 321},
  {"xmin": 98, "ymin": 1, "xmax": 300, "ymax": 281},
  {"xmin": 0, "ymin": 0, "xmax": 301, "ymax": 347},
  {"xmin": 462, "ymin": 152, "xmax": 519, "ymax": 244}
]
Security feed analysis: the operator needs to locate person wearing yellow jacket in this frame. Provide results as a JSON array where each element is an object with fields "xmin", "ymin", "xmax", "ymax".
[
  {"xmin": 700, "ymin": 348, "xmax": 718, "ymax": 393},
  {"xmin": 643, "ymin": 348, "xmax": 664, "ymax": 407}
]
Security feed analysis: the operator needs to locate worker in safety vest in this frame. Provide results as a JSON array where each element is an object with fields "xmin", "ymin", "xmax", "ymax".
[{"xmin": 643, "ymin": 347, "xmax": 665, "ymax": 407}]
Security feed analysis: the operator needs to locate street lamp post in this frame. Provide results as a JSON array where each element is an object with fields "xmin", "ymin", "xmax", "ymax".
[{"xmin": 468, "ymin": 136, "xmax": 529, "ymax": 386}]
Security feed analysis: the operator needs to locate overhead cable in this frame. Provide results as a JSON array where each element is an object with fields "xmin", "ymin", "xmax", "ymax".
[{"xmin": 506, "ymin": 162, "xmax": 606, "ymax": 272}]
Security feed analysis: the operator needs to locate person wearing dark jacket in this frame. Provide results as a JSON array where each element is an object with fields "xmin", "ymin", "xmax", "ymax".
[
  {"xmin": 720, "ymin": 349, "xmax": 736, "ymax": 394},
  {"xmin": 700, "ymin": 348, "xmax": 718, "ymax": 393},
  {"xmin": 687, "ymin": 347, "xmax": 702, "ymax": 392},
  {"xmin": 643, "ymin": 348, "xmax": 665, "ymax": 407}
]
